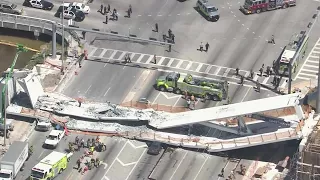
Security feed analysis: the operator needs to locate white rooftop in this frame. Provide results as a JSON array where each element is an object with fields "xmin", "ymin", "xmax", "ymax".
[
  {"xmin": 280, "ymin": 49, "xmax": 296, "ymax": 63},
  {"xmin": 49, "ymin": 130, "xmax": 63, "ymax": 137},
  {"xmin": 149, "ymin": 93, "xmax": 303, "ymax": 129},
  {"xmin": 40, "ymin": 151, "xmax": 66, "ymax": 165}
]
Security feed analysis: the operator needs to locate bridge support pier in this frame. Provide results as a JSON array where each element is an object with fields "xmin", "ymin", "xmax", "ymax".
[{"xmin": 52, "ymin": 23, "xmax": 57, "ymax": 59}]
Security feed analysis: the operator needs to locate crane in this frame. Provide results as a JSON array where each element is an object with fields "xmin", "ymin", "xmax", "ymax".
[{"xmin": 1, "ymin": 44, "xmax": 27, "ymax": 145}]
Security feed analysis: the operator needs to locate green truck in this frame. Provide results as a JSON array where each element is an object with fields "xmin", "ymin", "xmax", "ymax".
[{"xmin": 156, "ymin": 72, "xmax": 228, "ymax": 101}]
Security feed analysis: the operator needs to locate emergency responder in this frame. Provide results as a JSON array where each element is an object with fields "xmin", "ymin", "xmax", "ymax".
[
  {"xmin": 87, "ymin": 139, "xmax": 91, "ymax": 148},
  {"xmin": 75, "ymin": 136, "xmax": 79, "ymax": 145},
  {"xmin": 90, "ymin": 146, "xmax": 95, "ymax": 154},
  {"xmin": 105, "ymin": 15, "xmax": 108, "ymax": 24},
  {"xmin": 96, "ymin": 136, "xmax": 100, "ymax": 143},
  {"xmin": 259, "ymin": 67, "xmax": 263, "ymax": 76},
  {"xmin": 153, "ymin": 55, "xmax": 157, "ymax": 64},
  {"xmin": 87, "ymin": 161, "xmax": 92, "ymax": 170},
  {"xmin": 171, "ymin": 34, "xmax": 175, "ymax": 43},
  {"xmin": 240, "ymin": 76, "xmax": 244, "ymax": 85},
  {"xmin": 125, "ymin": 54, "xmax": 131, "ymax": 63},
  {"xmin": 235, "ymin": 68, "xmax": 239, "ymax": 76},
  {"xmin": 127, "ymin": 8, "xmax": 131, "ymax": 18},
  {"xmin": 80, "ymin": 138, "xmax": 85, "ymax": 148},
  {"xmin": 129, "ymin": 4, "xmax": 132, "ymax": 13},
  {"xmin": 163, "ymin": 34, "xmax": 166, "ymax": 42},
  {"xmin": 271, "ymin": 35, "xmax": 275, "ymax": 44},
  {"xmin": 69, "ymin": 142, "xmax": 74, "ymax": 152},
  {"xmin": 82, "ymin": 31, "xmax": 86, "ymax": 39},
  {"xmin": 102, "ymin": 143, "xmax": 107, "ymax": 151},
  {"xmin": 91, "ymin": 158, "xmax": 95, "ymax": 168},
  {"xmin": 168, "ymin": 29, "xmax": 172, "ymax": 38},
  {"xmin": 273, "ymin": 76, "xmax": 277, "ymax": 85},
  {"xmin": 92, "ymin": 138, "xmax": 95, "ymax": 145},
  {"xmin": 96, "ymin": 157, "xmax": 100, "ymax": 167},
  {"xmin": 103, "ymin": 6, "xmax": 107, "ymax": 15},
  {"xmin": 266, "ymin": 66, "xmax": 271, "ymax": 77},
  {"xmin": 256, "ymin": 80, "xmax": 261, "ymax": 92},
  {"xmin": 29, "ymin": 145, "xmax": 34, "ymax": 155},
  {"xmin": 220, "ymin": 168, "xmax": 225, "ymax": 177},
  {"xmin": 77, "ymin": 159, "xmax": 81, "ymax": 170},
  {"xmin": 277, "ymin": 77, "xmax": 281, "ymax": 87},
  {"xmin": 240, "ymin": 164, "xmax": 246, "ymax": 175},
  {"xmin": 100, "ymin": 4, "xmax": 103, "ymax": 13},
  {"xmin": 199, "ymin": 42, "xmax": 204, "ymax": 51},
  {"xmin": 250, "ymin": 70, "xmax": 254, "ymax": 79},
  {"xmin": 168, "ymin": 44, "xmax": 172, "ymax": 52},
  {"xmin": 205, "ymin": 42, "xmax": 209, "ymax": 52},
  {"xmin": 155, "ymin": 23, "xmax": 159, "ymax": 32}
]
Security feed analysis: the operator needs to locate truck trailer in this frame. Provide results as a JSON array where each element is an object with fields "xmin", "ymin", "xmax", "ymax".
[
  {"xmin": 240, "ymin": 0, "xmax": 296, "ymax": 14},
  {"xmin": 156, "ymin": 72, "xmax": 228, "ymax": 101},
  {"xmin": 0, "ymin": 141, "xmax": 28, "ymax": 180}
]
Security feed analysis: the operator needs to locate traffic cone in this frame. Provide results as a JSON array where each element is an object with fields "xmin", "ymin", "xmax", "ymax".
[{"xmin": 84, "ymin": 50, "xmax": 88, "ymax": 60}]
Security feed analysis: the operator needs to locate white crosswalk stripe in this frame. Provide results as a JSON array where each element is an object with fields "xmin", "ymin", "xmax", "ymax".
[
  {"xmin": 88, "ymin": 47, "xmax": 288, "ymax": 88},
  {"xmin": 295, "ymin": 37, "xmax": 320, "ymax": 81}
]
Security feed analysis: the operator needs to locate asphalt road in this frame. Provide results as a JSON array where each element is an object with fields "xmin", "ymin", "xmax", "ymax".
[
  {"xmin": 8, "ymin": 0, "xmax": 320, "ymax": 105},
  {"xmin": 14, "ymin": 127, "xmax": 299, "ymax": 180}
]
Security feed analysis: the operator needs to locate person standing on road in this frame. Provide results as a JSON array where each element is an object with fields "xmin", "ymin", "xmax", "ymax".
[
  {"xmin": 100, "ymin": 4, "xmax": 103, "ymax": 13},
  {"xmin": 168, "ymin": 29, "xmax": 172, "ymax": 37},
  {"xmin": 76, "ymin": 159, "xmax": 81, "ymax": 170},
  {"xmin": 163, "ymin": 34, "xmax": 166, "ymax": 42},
  {"xmin": 250, "ymin": 70, "xmax": 254, "ymax": 79},
  {"xmin": 105, "ymin": 15, "xmax": 108, "ymax": 24},
  {"xmin": 256, "ymin": 80, "xmax": 261, "ymax": 92},
  {"xmin": 240, "ymin": 76, "xmax": 244, "ymax": 85},
  {"xmin": 127, "ymin": 8, "xmax": 131, "ymax": 18},
  {"xmin": 107, "ymin": 4, "xmax": 110, "ymax": 12},
  {"xmin": 235, "ymin": 68, "xmax": 239, "ymax": 76},
  {"xmin": 271, "ymin": 35, "xmax": 275, "ymax": 44},
  {"xmin": 129, "ymin": 4, "xmax": 132, "ymax": 13},
  {"xmin": 155, "ymin": 23, "xmax": 159, "ymax": 32},
  {"xmin": 153, "ymin": 54, "xmax": 157, "ymax": 64},
  {"xmin": 171, "ymin": 34, "xmax": 175, "ymax": 43},
  {"xmin": 82, "ymin": 31, "xmax": 86, "ymax": 39},
  {"xmin": 199, "ymin": 42, "xmax": 204, "ymax": 51},
  {"xmin": 220, "ymin": 168, "xmax": 225, "ymax": 177},
  {"xmin": 103, "ymin": 6, "xmax": 107, "ymax": 15},
  {"xmin": 205, "ymin": 42, "xmax": 209, "ymax": 52},
  {"xmin": 259, "ymin": 67, "xmax": 263, "ymax": 76}
]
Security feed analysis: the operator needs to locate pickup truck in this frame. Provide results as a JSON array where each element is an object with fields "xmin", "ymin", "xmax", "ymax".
[
  {"xmin": 35, "ymin": 118, "xmax": 51, "ymax": 131},
  {"xmin": 0, "ymin": 141, "xmax": 28, "ymax": 180},
  {"xmin": 44, "ymin": 129, "xmax": 65, "ymax": 148}
]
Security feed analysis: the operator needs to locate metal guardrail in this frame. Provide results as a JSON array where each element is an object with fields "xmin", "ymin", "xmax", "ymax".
[{"xmin": 0, "ymin": 13, "xmax": 173, "ymax": 46}]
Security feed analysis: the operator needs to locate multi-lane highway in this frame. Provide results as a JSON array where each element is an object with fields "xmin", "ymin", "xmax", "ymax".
[
  {"xmin": 14, "ymin": 128, "xmax": 299, "ymax": 180},
  {"xmin": 6, "ymin": 0, "xmax": 320, "ymax": 179}
]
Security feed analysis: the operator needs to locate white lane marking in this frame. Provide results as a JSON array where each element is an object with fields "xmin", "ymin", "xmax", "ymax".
[
  {"xmin": 262, "ymin": 76, "xmax": 269, "ymax": 84},
  {"xmin": 193, "ymin": 156, "xmax": 209, "ymax": 180},
  {"xmin": 222, "ymin": 68, "xmax": 231, "ymax": 77},
  {"xmin": 88, "ymin": 47, "xmax": 98, "ymax": 57},
  {"xmin": 169, "ymin": 151, "xmax": 188, "ymax": 180},
  {"xmin": 296, "ymin": 76, "xmax": 310, "ymax": 81},
  {"xmin": 152, "ymin": 92, "xmax": 161, "ymax": 105},
  {"xmin": 176, "ymin": 60, "xmax": 184, "ymax": 68},
  {"xmin": 158, "ymin": 57, "xmax": 166, "ymax": 65},
  {"xmin": 173, "ymin": 96, "xmax": 182, "ymax": 107},
  {"xmin": 38, "ymin": 150, "xmax": 45, "ymax": 159},
  {"xmin": 214, "ymin": 67, "xmax": 221, "ymax": 75},
  {"xmin": 136, "ymin": 54, "xmax": 145, "ymax": 63},
  {"xmin": 217, "ymin": 160, "xmax": 230, "ymax": 180},
  {"xmin": 185, "ymin": 62, "xmax": 192, "ymax": 70},
  {"xmin": 116, "ymin": 158, "xmax": 137, "ymax": 166},
  {"xmin": 301, "ymin": 69, "xmax": 318, "ymax": 73},
  {"xmin": 104, "ymin": 141, "xmax": 128, "ymax": 176},
  {"xmin": 241, "ymin": 87, "xmax": 252, "ymax": 102},
  {"xmin": 109, "ymin": 50, "xmax": 118, "ymax": 59},
  {"xmin": 205, "ymin": 65, "xmax": 212, "ymax": 73},
  {"xmin": 99, "ymin": 49, "xmax": 108, "ymax": 58},
  {"xmin": 85, "ymin": 85, "xmax": 92, "ymax": 94},
  {"xmin": 146, "ymin": 55, "xmax": 154, "ymax": 64},
  {"xmin": 118, "ymin": 52, "xmax": 126, "ymax": 60},
  {"xmin": 195, "ymin": 63, "xmax": 203, "ymax": 72},
  {"xmin": 104, "ymin": 87, "xmax": 111, "ymax": 96},
  {"xmin": 128, "ymin": 141, "xmax": 148, "ymax": 149},
  {"xmin": 167, "ymin": 58, "xmax": 175, "ymax": 67},
  {"xmin": 125, "ymin": 149, "xmax": 147, "ymax": 180}
]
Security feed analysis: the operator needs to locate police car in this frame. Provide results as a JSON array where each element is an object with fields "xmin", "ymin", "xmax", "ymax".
[
  {"xmin": 23, "ymin": 0, "xmax": 54, "ymax": 10},
  {"xmin": 55, "ymin": 6, "xmax": 85, "ymax": 22},
  {"xmin": 63, "ymin": 2, "xmax": 90, "ymax": 14},
  {"xmin": 196, "ymin": 0, "xmax": 220, "ymax": 21}
]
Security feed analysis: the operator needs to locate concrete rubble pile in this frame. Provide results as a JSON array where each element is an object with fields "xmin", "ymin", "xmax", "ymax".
[{"xmin": 35, "ymin": 93, "xmax": 169, "ymax": 122}]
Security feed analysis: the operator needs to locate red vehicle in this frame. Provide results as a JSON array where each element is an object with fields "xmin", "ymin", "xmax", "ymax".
[{"xmin": 240, "ymin": 0, "xmax": 296, "ymax": 14}]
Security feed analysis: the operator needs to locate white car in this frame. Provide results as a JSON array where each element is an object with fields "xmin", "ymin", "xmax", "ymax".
[
  {"xmin": 63, "ymin": 2, "xmax": 90, "ymax": 14},
  {"xmin": 35, "ymin": 119, "xmax": 51, "ymax": 131},
  {"xmin": 44, "ymin": 129, "xmax": 65, "ymax": 148}
]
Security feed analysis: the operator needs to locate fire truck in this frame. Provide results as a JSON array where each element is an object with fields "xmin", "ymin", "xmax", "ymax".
[
  {"xmin": 240, "ymin": 0, "xmax": 296, "ymax": 15},
  {"xmin": 273, "ymin": 32, "xmax": 308, "ymax": 77}
]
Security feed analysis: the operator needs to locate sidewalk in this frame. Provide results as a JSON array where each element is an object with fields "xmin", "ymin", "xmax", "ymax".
[{"xmin": 0, "ymin": 119, "xmax": 33, "ymax": 155}]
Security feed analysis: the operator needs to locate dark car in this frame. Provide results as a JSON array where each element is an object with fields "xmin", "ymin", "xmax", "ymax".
[
  {"xmin": 23, "ymin": 0, "xmax": 54, "ymax": 10},
  {"xmin": 0, "ymin": 1, "xmax": 22, "ymax": 15},
  {"xmin": 147, "ymin": 141, "xmax": 162, "ymax": 155},
  {"xmin": 55, "ymin": 6, "xmax": 85, "ymax": 22}
]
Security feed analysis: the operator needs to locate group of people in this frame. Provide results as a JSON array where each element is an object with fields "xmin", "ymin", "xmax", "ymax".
[
  {"xmin": 76, "ymin": 156, "xmax": 101, "ymax": 174},
  {"xmin": 99, "ymin": 4, "xmax": 132, "ymax": 23},
  {"xmin": 69, "ymin": 136, "xmax": 106, "ymax": 153}
]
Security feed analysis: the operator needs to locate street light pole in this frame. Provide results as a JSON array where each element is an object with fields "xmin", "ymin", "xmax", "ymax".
[
  {"xmin": 61, "ymin": 0, "xmax": 65, "ymax": 74},
  {"xmin": 316, "ymin": 55, "xmax": 320, "ymax": 114}
]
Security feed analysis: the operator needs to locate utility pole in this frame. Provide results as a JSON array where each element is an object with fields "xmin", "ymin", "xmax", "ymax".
[
  {"xmin": 1, "ymin": 44, "xmax": 27, "ymax": 146},
  {"xmin": 61, "ymin": 0, "xmax": 65, "ymax": 74},
  {"xmin": 316, "ymin": 55, "xmax": 320, "ymax": 114}
]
